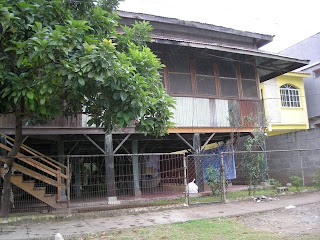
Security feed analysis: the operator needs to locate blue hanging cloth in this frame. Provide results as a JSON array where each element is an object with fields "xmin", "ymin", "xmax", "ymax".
[{"xmin": 202, "ymin": 144, "xmax": 237, "ymax": 181}]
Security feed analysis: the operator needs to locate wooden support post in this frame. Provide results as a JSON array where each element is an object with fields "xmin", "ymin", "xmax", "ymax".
[
  {"xmin": 193, "ymin": 133, "xmax": 204, "ymax": 192},
  {"xmin": 74, "ymin": 157, "xmax": 82, "ymax": 197},
  {"xmin": 220, "ymin": 153, "xmax": 227, "ymax": 203},
  {"xmin": 57, "ymin": 169, "xmax": 61, "ymax": 201},
  {"xmin": 105, "ymin": 134, "xmax": 117, "ymax": 202},
  {"xmin": 132, "ymin": 139, "xmax": 141, "ymax": 196},
  {"xmin": 183, "ymin": 155, "xmax": 189, "ymax": 206},
  {"xmin": 0, "ymin": 136, "xmax": 6, "ymax": 156},
  {"xmin": 57, "ymin": 138, "xmax": 66, "ymax": 200},
  {"xmin": 66, "ymin": 156, "xmax": 71, "ymax": 208}
]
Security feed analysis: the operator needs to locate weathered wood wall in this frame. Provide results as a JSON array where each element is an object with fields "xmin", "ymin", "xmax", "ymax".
[
  {"xmin": 0, "ymin": 114, "xmax": 82, "ymax": 128},
  {"xmin": 1, "ymin": 97, "xmax": 263, "ymax": 130},
  {"xmin": 172, "ymin": 97, "xmax": 264, "ymax": 128}
]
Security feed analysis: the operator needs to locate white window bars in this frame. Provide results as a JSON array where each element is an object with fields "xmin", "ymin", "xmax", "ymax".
[{"xmin": 280, "ymin": 84, "xmax": 300, "ymax": 108}]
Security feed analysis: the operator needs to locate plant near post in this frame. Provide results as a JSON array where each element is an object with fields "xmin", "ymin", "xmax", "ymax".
[
  {"xmin": 205, "ymin": 165, "xmax": 221, "ymax": 196},
  {"xmin": 0, "ymin": 0, "xmax": 175, "ymax": 217},
  {"xmin": 242, "ymin": 125, "xmax": 267, "ymax": 196},
  {"xmin": 289, "ymin": 176, "xmax": 303, "ymax": 191}
]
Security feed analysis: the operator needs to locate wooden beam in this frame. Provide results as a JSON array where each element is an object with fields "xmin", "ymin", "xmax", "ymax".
[
  {"xmin": 22, "ymin": 136, "xmax": 29, "ymax": 144},
  {"xmin": 115, "ymin": 140, "xmax": 130, "ymax": 154},
  {"xmin": 200, "ymin": 133, "xmax": 216, "ymax": 152},
  {"xmin": 176, "ymin": 133, "xmax": 196, "ymax": 152},
  {"xmin": 169, "ymin": 127, "xmax": 255, "ymax": 133},
  {"xmin": 83, "ymin": 134, "xmax": 106, "ymax": 154},
  {"xmin": 67, "ymin": 140, "xmax": 79, "ymax": 155},
  {"xmin": 113, "ymin": 134, "xmax": 131, "ymax": 154}
]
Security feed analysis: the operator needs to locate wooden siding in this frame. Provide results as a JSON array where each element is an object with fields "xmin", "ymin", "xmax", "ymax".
[
  {"xmin": 0, "ymin": 114, "xmax": 82, "ymax": 128},
  {"xmin": 240, "ymin": 100, "xmax": 265, "ymax": 127},
  {"xmin": 1, "ymin": 98, "xmax": 263, "ymax": 131},
  {"xmin": 173, "ymin": 97, "xmax": 264, "ymax": 128}
]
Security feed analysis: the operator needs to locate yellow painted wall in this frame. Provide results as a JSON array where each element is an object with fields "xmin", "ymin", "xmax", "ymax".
[{"xmin": 260, "ymin": 72, "xmax": 309, "ymax": 136}]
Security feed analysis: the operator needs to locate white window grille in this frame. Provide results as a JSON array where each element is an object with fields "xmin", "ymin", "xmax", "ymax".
[{"xmin": 280, "ymin": 84, "xmax": 300, "ymax": 107}]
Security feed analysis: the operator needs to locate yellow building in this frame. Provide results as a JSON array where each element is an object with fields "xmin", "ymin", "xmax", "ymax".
[{"xmin": 260, "ymin": 72, "xmax": 309, "ymax": 136}]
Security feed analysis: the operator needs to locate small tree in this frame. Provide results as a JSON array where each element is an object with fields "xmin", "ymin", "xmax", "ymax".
[
  {"xmin": 0, "ymin": 0, "xmax": 175, "ymax": 217},
  {"xmin": 289, "ymin": 176, "xmax": 303, "ymax": 191},
  {"xmin": 242, "ymin": 125, "xmax": 267, "ymax": 196},
  {"xmin": 205, "ymin": 165, "xmax": 221, "ymax": 196}
]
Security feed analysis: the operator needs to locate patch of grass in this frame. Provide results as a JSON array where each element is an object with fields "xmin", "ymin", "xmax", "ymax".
[
  {"xmin": 151, "ymin": 186, "xmax": 318, "ymax": 205},
  {"xmin": 71, "ymin": 218, "xmax": 305, "ymax": 240}
]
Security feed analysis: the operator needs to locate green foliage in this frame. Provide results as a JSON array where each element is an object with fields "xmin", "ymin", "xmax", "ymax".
[
  {"xmin": 289, "ymin": 176, "xmax": 303, "ymax": 190},
  {"xmin": 242, "ymin": 125, "xmax": 267, "ymax": 196},
  {"xmin": 205, "ymin": 165, "xmax": 221, "ymax": 196},
  {"xmin": 0, "ymin": 0, "xmax": 175, "ymax": 136},
  {"xmin": 312, "ymin": 168, "xmax": 320, "ymax": 188}
]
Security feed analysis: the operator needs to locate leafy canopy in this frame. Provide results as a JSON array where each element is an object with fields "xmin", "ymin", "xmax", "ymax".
[{"xmin": 0, "ymin": 0, "xmax": 175, "ymax": 136}]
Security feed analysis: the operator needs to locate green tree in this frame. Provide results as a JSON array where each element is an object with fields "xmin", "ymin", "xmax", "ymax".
[
  {"xmin": 242, "ymin": 125, "xmax": 267, "ymax": 196},
  {"xmin": 0, "ymin": 0, "xmax": 175, "ymax": 217}
]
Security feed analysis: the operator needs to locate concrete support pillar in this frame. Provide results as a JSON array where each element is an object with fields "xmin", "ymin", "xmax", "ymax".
[
  {"xmin": 57, "ymin": 138, "xmax": 67, "ymax": 200},
  {"xmin": 193, "ymin": 133, "xmax": 204, "ymax": 192},
  {"xmin": 132, "ymin": 140, "xmax": 141, "ymax": 196},
  {"xmin": 104, "ymin": 134, "xmax": 117, "ymax": 203}
]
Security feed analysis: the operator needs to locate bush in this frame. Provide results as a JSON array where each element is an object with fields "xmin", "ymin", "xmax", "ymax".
[
  {"xmin": 205, "ymin": 165, "xmax": 221, "ymax": 196},
  {"xmin": 289, "ymin": 176, "xmax": 303, "ymax": 190},
  {"xmin": 312, "ymin": 168, "xmax": 320, "ymax": 188}
]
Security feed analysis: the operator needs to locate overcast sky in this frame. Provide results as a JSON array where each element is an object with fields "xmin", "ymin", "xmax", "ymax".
[{"xmin": 119, "ymin": 0, "xmax": 320, "ymax": 53}]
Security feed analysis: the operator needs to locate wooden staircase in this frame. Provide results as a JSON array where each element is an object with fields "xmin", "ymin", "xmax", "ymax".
[{"xmin": 0, "ymin": 133, "xmax": 70, "ymax": 209}]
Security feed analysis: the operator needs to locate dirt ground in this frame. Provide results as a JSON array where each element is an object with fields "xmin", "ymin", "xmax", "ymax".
[{"xmin": 237, "ymin": 202, "xmax": 320, "ymax": 237}]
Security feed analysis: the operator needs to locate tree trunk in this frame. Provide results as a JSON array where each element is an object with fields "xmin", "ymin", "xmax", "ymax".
[{"xmin": 1, "ymin": 112, "xmax": 23, "ymax": 217}]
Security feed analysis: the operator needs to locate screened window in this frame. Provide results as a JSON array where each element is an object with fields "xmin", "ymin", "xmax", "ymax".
[
  {"xmin": 195, "ymin": 57, "xmax": 216, "ymax": 95},
  {"xmin": 280, "ymin": 84, "xmax": 301, "ymax": 107},
  {"xmin": 217, "ymin": 60, "xmax": 238, "ymax": 97},
  {"xmin": 167, "ymin": 53, "xmax": 192, "ymax": 94},
  {"xmin": 240, "ymin": 63, "xmax": 258, "ymax": 98}
]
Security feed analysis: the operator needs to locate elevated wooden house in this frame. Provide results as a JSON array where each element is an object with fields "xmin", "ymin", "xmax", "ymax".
[{"xmin": 0, "ymin": 11, "xmax": 308, "ymax": 210}]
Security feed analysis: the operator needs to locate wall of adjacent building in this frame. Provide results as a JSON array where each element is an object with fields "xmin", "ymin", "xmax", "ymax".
[
  {"xmin": 266, "ymin": 128, "xmax": 320, "ymax": 185},
  {"xmin": 260, "ymin": 73, "xmax": 309, "ymax": 135}
]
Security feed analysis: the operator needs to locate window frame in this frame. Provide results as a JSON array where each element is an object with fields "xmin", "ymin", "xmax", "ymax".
[
  {"xmin": 239, "ymin": 63, "xmax": 259, "ymax": 99},
  {"xmin": 280, "ymin": 84, "xmax": 301, "ymax": 108},
  {"xmin": 193, "ymin": 56, "xmax": 218, "ymax": 97},
  {"xmin": 156, "ymin": 48, "xmax": 259, "ymax": 100}
]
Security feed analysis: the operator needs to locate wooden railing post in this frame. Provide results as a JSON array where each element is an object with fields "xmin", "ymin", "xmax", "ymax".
[
  {"xmin": 57, "ymin": 169, "xmax": 61, "ymax": 201},
  {"xmin": 220, "ymin": 153, "xmax": 227, "ymax": 203}
]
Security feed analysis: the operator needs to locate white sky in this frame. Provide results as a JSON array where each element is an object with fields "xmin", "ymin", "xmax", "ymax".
[{"xmin": 119, "ymin": 0, "xmax": 320, "ymax": 53}]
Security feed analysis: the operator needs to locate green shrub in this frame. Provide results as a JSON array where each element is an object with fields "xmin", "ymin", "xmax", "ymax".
[
  {"xmin": 205, "ymin": 165, "xmax": 221, "ymax": 196},
  {"xmin": 289, "ymin": 176, "xmax": 303, "ymax": 190}
]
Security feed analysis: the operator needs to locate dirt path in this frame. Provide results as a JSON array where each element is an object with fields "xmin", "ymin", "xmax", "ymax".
[{"xmin": 237, "ymin": 202, "xmax": 320, "ymax": 237}]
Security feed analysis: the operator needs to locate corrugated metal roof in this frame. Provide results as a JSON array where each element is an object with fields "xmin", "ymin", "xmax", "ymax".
[
  {"xmin": 118, "ymin": 10, "xmax": 273, "ymax": 48},
  {"xmin": 151, "ymin": 34, "xmax": 308, "ymax": 64}
]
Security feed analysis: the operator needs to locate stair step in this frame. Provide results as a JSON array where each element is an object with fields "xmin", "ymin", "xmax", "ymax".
[
  {"xmin": 13, "ymin": 173, "xmax": 23, "ymax": 176},
  {"xmin": 23, "ymin": 180, "xmax": 35, "ymax": 183},
  {"xmin": 34, "ymin": 187, "xmax": 46, "ymax": 190},
  {"xmin": 45, "ymin": 194, "xmax": 56, "ymax": 197}
]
